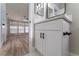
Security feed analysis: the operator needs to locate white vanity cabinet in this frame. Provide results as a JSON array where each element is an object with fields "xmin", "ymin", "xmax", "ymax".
[{"xmin": 35, "ymin": 19, "xmax": 70, "ymax": 56}]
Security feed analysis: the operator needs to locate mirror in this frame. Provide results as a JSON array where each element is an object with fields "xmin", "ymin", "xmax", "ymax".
[
  {"xmin": 47, "ymin": 3, "xmax": 65, "ymax": 18},
  {"xmin": 34, "ymin": 3, "xmax": 44, "ymax": 16}
]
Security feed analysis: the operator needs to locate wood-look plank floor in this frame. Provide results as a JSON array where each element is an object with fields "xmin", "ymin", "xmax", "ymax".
[{"xmin": 0, "ymin": 34, "xmax": 29, "ymax": 56}]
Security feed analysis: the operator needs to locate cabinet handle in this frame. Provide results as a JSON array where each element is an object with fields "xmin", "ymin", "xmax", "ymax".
[
  {"xmin": 63, "ymin": 32, "xmax": 72, "ymax": 36},
  {"xmin": 40, "ymin": 33, "xmax": 45, "ymax": 39},
  {"xmin": 40, "ymin": 33, "xmax": 42, "ymax": 38},
  {"xmin": 42, "ymin": 33, "xmax": 44, "ymax": 39}
]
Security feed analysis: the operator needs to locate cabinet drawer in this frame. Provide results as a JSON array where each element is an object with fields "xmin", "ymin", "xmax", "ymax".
[{"xmin": 35, "ymin": 19, "xmax": 63, "ymax": 30}]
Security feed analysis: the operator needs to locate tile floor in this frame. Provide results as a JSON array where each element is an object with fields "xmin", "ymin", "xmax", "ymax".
[{"xmin": 25, "ymin": 50, "xmax": 42, "ymax": 56}]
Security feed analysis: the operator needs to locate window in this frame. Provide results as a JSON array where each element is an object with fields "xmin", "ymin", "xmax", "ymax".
[
  {"xmin": 19, "ymin": 26, "xmax": 24, "ymax": 33},
  {"xmin": 25, "ymin": 26, "xmax": 29, "ymax": 33},
  {"xmin": 10, "ymin": 25, "xmax": 17, "ymax": 33},
  {"xmin": 9, "ymin": 21, "xmax": 29, "ymax": 34}
]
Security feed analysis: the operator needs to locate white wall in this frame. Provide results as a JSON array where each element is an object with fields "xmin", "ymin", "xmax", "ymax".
[
  {"xmin": 34, "ymin": 3, "xmax": 47, "ymax": 23},
  {"xmin": 66, "ymin": 3, "xmax": 79, "ymax": 55},
  {"xmin": 29, "ymin": 3, "xmax": 35, "ymax": 52},
  {"xmin": 6, "ymin": 3, "xmax": 29, "ymax": 21}
]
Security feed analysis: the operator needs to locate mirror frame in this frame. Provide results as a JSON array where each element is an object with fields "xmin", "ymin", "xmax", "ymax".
[
  {"xmin": 34, "ymin": 3, "xmax": 44, "ymax": 17},
  {"xmin": 46, "ymin": 3, "xmax": 66, "ymax": 19}
]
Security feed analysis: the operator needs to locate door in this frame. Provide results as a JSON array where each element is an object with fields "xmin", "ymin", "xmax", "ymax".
[
  {"xmin": 0, "ymin": 3, "xmax": 2, "ymax": 47},
  {"xmin": 62, "ymin": 35, "xmax": 69, "ymax": 56},
  {"xmin": 35, "ymin": 30, "xmax": 43, "ymax": 54},
  {"xmin": 62, "ymin": 20, "xmax": 70, "ymax": 56},
  {"xmin": 45, "ymin": 31, "xmax": 62, "ymax": 56},
  {"xmin": 0, "ymin": 3, "xmax": 7, "ymax": 47}
]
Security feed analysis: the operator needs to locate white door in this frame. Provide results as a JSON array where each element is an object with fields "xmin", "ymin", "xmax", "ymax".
[
  {"xmin": 1, "ymin": 3, "xmax": 7, "ymax": 43},
  {"xmin": 62, "ymin": 35, "xmax": 69, "ymax": 56},
  {"xmin": 62, "ymin": 20, "xmax": 70, "ymax": 56},
  {"xmin": 45, "ymin": 31, "xmax": 62, "ymax": 56},
  {"xmin": 0, "ymin": 3, "xmax": 2, "ymax": 47},
  {"xmin": 35, "ymin": 31, "xmax": 43, "ymax": 54},
  {"xmin": 0, "ymin": 3, "xmax": 7, "ymax": 47}
]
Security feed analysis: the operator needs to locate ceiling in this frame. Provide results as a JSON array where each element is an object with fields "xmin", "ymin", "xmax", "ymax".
[{"xmin": 6, "ymin": 3, "xmax": 29, "ymax": 21}]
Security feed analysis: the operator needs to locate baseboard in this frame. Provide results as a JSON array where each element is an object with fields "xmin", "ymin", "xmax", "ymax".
[{"xmin": 70, "ymin": 52, "xmax": 79, "ymax": 56}]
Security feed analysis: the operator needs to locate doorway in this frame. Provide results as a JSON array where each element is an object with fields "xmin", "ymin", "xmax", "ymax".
[
  {"xmin": 5, "ymin": 19, "xmax": 29, "ymax": 55},
  {"xmin": 2, "ymin": 3, "xmax": 30, "ymax": 56}
]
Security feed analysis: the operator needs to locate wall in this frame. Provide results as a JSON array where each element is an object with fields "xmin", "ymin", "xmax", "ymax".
[
  {"xmin": 34, "ymin": 3, "xmax": 47, "ymax": 23},
  {"xmin": 29, "ymin": 3, "xmax": 35, "ymax": 52},
  {"xmin": 66, "ymin": 3, "xmax": 79, "ymax": 55},
  {"xmin": 6, "ymin": 3, "xmax": 29, "ymax": 21},
  {"xmin": 34, "ymin": 3, "xmax": 64, "ymax": 23}
]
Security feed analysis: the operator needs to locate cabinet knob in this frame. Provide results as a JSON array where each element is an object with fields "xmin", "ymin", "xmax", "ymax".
[
  {"xmin": 63, "ymin": 32, "xmax": 72, "ymax": 36},
  {"xmin": 40, "ymin": 33, "xmax": 42, "ymax": 38},
  {"xmin": 2, "ymin": 24, "xmax": 5, "ymax": 25},
  {"xmin": 42, "ymin": 33, "xmax": 44, "ymax": 39},
  {"xmin": 40, "ymin": 33, "xmax": 45, "ymax": 39}
]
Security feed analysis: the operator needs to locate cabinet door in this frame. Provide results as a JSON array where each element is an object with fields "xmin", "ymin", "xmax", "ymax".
[
  {"xmin": 0, "ymin": 3, "xmax": 2, "ymax": 46},
  {"xmin": 0, "ymin": 3, "xmax": 7, "ymax": 47},
  {"xmin": 62, "ymin": 36, "xmax": 69, "ymax": 56},
  {"xmin": 62, "ymin": 20, "xmax": 70, "ymax": 56},
  {"xmin": 35, "ymin": 31, "xmax": 43, "ymax": 54},
  {"xmin": 1, "ymin": 4, "xmax": 7, "ymax": 43},
  {"xmin": 45, "ymin": 31, "xmax": 62, "ymax": 56}
]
